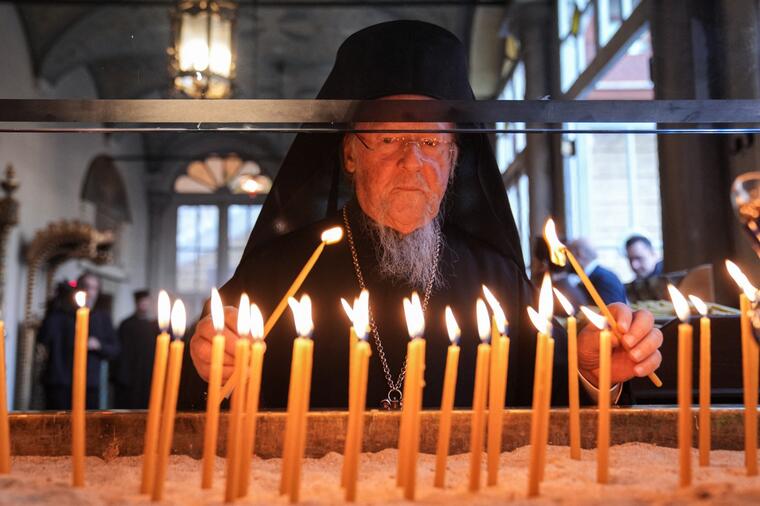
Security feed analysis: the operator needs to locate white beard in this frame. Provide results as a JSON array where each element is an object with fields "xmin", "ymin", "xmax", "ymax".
[{"xmin": 361, "ymin": 212, "xmax": 444, "ymax": 291}]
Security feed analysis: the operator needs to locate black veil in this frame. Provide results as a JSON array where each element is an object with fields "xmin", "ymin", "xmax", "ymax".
[{"xmin": 238, "ymin": 20, "xmax": 525, "ymax": 272}]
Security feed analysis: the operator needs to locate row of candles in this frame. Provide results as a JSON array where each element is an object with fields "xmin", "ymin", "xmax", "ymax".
[{"xmin": 0, "ymin": 220, "xmax": 758, "ymax": 501}]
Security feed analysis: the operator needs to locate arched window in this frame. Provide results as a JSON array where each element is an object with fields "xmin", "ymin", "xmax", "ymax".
[{"xmin": 172, "ymin": 154, "xmax": 272, "ymax": 314}]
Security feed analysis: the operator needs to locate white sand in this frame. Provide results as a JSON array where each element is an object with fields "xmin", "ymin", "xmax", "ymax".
[{"xmin": 1, "ymin": 444, "xmax": 759, "ymax": 505}]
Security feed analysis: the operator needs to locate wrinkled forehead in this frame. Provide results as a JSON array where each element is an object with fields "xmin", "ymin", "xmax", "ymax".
[{"xmin": 352, "ymin": 94, "xmax": 455, "ymax": 137}]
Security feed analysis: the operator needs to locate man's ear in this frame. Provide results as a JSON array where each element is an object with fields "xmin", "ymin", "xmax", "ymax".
[{"xmin": 343, "ymin": 136, "xmax": 357, "ymax": 174}]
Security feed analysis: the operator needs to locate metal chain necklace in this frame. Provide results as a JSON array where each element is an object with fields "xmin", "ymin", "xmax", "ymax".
[{"xmin": 342, "ymin": 207, "xmax": 441, "ymax": 410}]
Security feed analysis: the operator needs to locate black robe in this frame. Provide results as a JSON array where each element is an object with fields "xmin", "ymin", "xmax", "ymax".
[
  {"xmin": 113, "ymin": 314, "xmax": 160, "ymax": 409},
  {"xmin": 179, "ymin": 201, "xmax": 570, "ymax": 410}
]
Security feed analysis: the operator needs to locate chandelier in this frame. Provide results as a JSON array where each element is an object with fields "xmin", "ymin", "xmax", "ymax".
[{"xmin": 170, "ymin": 0, "xmax": 237, "ymax": 99}]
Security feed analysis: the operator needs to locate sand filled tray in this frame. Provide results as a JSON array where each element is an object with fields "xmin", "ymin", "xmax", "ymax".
[{"xmin": 2, "ymin": 408, "xmax": 759, "ymax": 504}]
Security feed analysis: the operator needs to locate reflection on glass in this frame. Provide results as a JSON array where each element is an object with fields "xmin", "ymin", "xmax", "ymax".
[
  {"xmin": 732, "ymin": 172, "xmax": 760, "ymax": 257},
  {"xmin": 176, "ymin": 205, "xmax": 219, "ymax": 293},
  {"xmin": 227, "ymin": 205, "xmax": 262, "ymax": 278}
]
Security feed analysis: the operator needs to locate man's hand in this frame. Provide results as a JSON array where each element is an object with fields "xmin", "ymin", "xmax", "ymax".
[
  {"xmin": 190, "ymin": 306, "xmax": 243, "ymax": 383},
  {"xmin": 577, "ymin": 303, "xmax": 663, "ymax": 387}
]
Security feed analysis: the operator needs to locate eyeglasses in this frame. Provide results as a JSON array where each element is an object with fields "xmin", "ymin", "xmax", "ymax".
[{"xmin": 354, "ymin": 134, "xmax": 456, "ymax": 158}]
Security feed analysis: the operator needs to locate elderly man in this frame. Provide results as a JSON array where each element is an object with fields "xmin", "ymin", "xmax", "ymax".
[
  {"xmin": 183, "ymin": 21, "xmax": 662, "ymax": 410},
  {"xmin": 568, "ymin": 238, "xmax": 628, "ymax": 305},
  {"xmin": 625, "ymin": 234, "xmax": 663, "ymax": 280}
]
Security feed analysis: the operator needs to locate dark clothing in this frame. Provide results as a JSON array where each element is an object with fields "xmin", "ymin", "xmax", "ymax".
[
  {"xmin": 180, "ymin": 202, "xmax": 572, "ymax": 410},
  {"xmin": 113, "ymin": 314, "xmax": 160, "ymax": 409},
  {"xmin": 45, "ymin": 386, "xmax": 99, "ymax": 410},
  {"xmin": 37, "ymin": 307, "xmax": 120, "ymax": 409},
  {"xmin": 652, "ymin": 260, "xmax": 664, "ymax": 277},
  {"xmin": 585, "ymin": 265, "xmax": 628, "ymax": 305}
]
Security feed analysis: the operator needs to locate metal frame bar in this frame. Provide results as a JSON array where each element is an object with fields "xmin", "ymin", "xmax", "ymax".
[{"xmin": 1, "ymin": 99, "xmax": 759, "ymax": 126}]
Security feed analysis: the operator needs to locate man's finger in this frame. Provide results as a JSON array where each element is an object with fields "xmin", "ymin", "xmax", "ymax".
[
  {"xmin": 629, "ymin": 328, "xmax": 663, "ymax": 363},
  {"xmin": 633, "ymin": 349, "xmax": 662, "ymax": 377},
  {"xmin": 624, "ymin": 309, "xmax": 655, "ymax": 349},
  {"xmin": 609, "ymin": 302, "xmax": 633, "ymax": 334}
]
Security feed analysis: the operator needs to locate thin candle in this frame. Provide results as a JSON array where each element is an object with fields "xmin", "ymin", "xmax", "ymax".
[
  {"xmin": 151, "ymin": 300, "xmax": 186, "ymax": 501},
  {"xmin": 537, "ymin": 274, "xmax": 554, "ymax": 482},
  {"xmin": 397, "ymin": 292, "xmax": 426, "ymax": 501},
  {"xmin": 689, "ymin": 294, "xmax": 711, "ymax": 467},
  {"xmin": 140, "ymin": 290, "xmax": 171, "ymax": 494},
  {"xmin": 237, "ymin": 303, "xmax": 266, "ymax": 498},
  {"xmin": 468, "ymin": 299, "xmax": 491, "ymax": 492},
  {"xmin": 201, "ymin": 288, "xmax": 226, "ymax": 489},
  {"xmin": 225, "ymin": 293, "xmax": 251, "ymax": 502},
  {"xmin": 668, "ymin": 284, "xmax": 693, "ymax": 487},
  {"xmin": 581, "ymin": 306, "xmax": 611, "ymax": 484},
  {"xmin": 280, "ymin": 295, "xmax": 314, "ymax": 503},
  {"xmin": 342, "ymin": 291, "xmax": 371, "ymax": 502},
  {"xmin": 726, "ymin": 260, "xmax": 759, "ymax": 476},
  {"xmin": 341, "ymin": 290, "xmax": 368, "ymax": 489},
  {"xmin": 0, "ymin": 318, "xmax": 10, "ymax": 474},
  {"xmin": 544, "ymin": 219, "xmax": 662, "ymax": 388},
  {"xmin": 526, "ymin": 305, "xmax": 549, "ymax": 497},
  {"xmin": 433, "ymin": 306, "xmax": 461, "ymax": 488},
  {"xmin": 72, "ymin": 290, "xmax": 88, "ymax": 487},
  {"xmin": 555, "ymin": 288, "xmax": 580, "ymax": 460},
  {"xmin": 482, "ymin": 285, "xmax": 510, "ymax": 486}
]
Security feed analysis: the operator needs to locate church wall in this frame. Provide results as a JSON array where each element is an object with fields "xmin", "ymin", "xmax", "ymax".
[{"xmin": 0, "ymin": 5, "xmax": 150, "ymax": 408}]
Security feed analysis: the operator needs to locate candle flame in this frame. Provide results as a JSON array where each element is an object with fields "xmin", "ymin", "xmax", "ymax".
[
  {"xmin": 354, "ymin": 289, "xmax": 370, "ymax": 340},
  {"xmin": 444, "ymin": 306, "xmax": 461, "ymax": 344},
  {"xmin": 476, "ymin": 299, "xmax": 491, "ymax": 342},
  {"xmin": 75, "ymin": 290, "xmax": 86, "ymax": 308},
  {"xmin": 170, "ymin": 299, "xmax": 186, "ymax": 340},
  {"xmin": 579, "ymin": 306, "xmax": 607, "ymax": 330},
  {"xmin": 210, "ymin": 288, "xmax": 225, "ymax": 333},
  {"xmin": 543, "ymin": 218, "xmax": 567, "ymax": 266},
  {"xmin": 320, "ymin": 226, "xmax": 344, "ymax": 245},
  {"xmin": 288, "ymin": 294, "xmax": 314, "ymax": 338},
  {"xmin": 538, "ymin": 272, "xmax": 554, "ymax": 322},
  {"xmin": 726, "ymin": 259, "xmax": 758, "ymax": 302},
  {"xmin": 157, "ymin": 290, "xmax": 170, "ymax": 331},
  {"xmin": 250, "ymin": 304, "xmax": 264, "ymax": 340},
  {"xmin": 688, "ymin": 294, "xmax": 708, "ymax": 317},
  {"xmin": 340, "ymin": 298, "xmax": 353, "ymax": 322},
  {"xmin": 553, "ymin": 288, "xmax": 574, "ymax": 316},
  {"xmin": 342, "ymin": 290, "xmax": 370, "ymax": 340},
  {"xmin": 237, "ymin": 293, "xmax": 251, "ymax": 337},
  {"xmin": 667, "ymin": 284, "xmax": 691, "ymax": 323},
  {"xmin": 527, "ymin": 305, "xmax": 551, "ymax": 335},
  {"xmin": 482, "ymin": 285, "xmax": 508, "ymax": 333},
  {"xmin": 403, "ymin": 292, "xmax": 425, "ymax": 339}
]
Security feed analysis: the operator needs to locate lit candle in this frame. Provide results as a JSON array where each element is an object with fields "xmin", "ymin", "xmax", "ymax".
[
  {"xmin": 581, "ymin": 306, "xmax": 611, "ymax": 484},
  {"xmin": 433, "ymin": 306, "xmax": 461, "ymax": 488},
  {"xmin": 151, "ymin": 300, "xmax": 186, "ymax": 501},
  {"xmin": 201, "ymin": 288, "xmax": 226, "ymax": 489},
  {"xmin": 340, "ymin": 290, "xmax": 368, "ymax": 489},
  {"xmin": 469, "ymin": 299, "xmax": 491, "ymax": 492},
  {"xmin": 237, "ymin": 303, "xmax": 266, "ymax": 499},
  {"xmin": 397, "ymin": 292, "xmax": 426, "ymax": 501},
  {"xmin": 225, "ymin": 293, "xmax": 251, "ymax": 502},
  {"xmin": 280, "ymin": 295, "xmax": 314, "ymax": 503},
  {"xmin": 219, "ymin": 227, "xmax": 342, "ymax": 400},
  {"xmin": 0, "ymin": 318, "xmax": 9, "ymax": 474},
  {"xmin": 526, "ymin": 305, "xmax": 550, "ymax": 497},
  {"xmin": 140, "ymin": 290, "xmax": 171, "ymax": 494},
  {"xmin": 544, "ymin": 219, "xmax": 662, "ymax": 388},
  {"xmin": 689, "ymin": 294, "xmax": 711, "ymax": 467},
  {"xmin": 482, "ymin": 285, "xmax": 510, "ymax": 486},
  {"xmin": 72, "ymin": 290, "xmax": 89, "ymax": 487},
  {"xmin": 265, "ymin": 227, "xmax": 341, "ymax": 338},
  {"xmin": 726, "ymin": 260, "xmax": 759, "ymax": 476},
  {"xmin": 341, "ymin": 291, "xmax": 371, "ymax": 502},
  {"xmin": 537, "ymin": 273, "xmax": 555, "ymax": 483},
  {"xmin": 555, "ymin": 288, "xmax": 581, "ymax": 460},
  {"xmin": 667, "ymin": 284, "xmax": 693, "ymax": 487}
]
